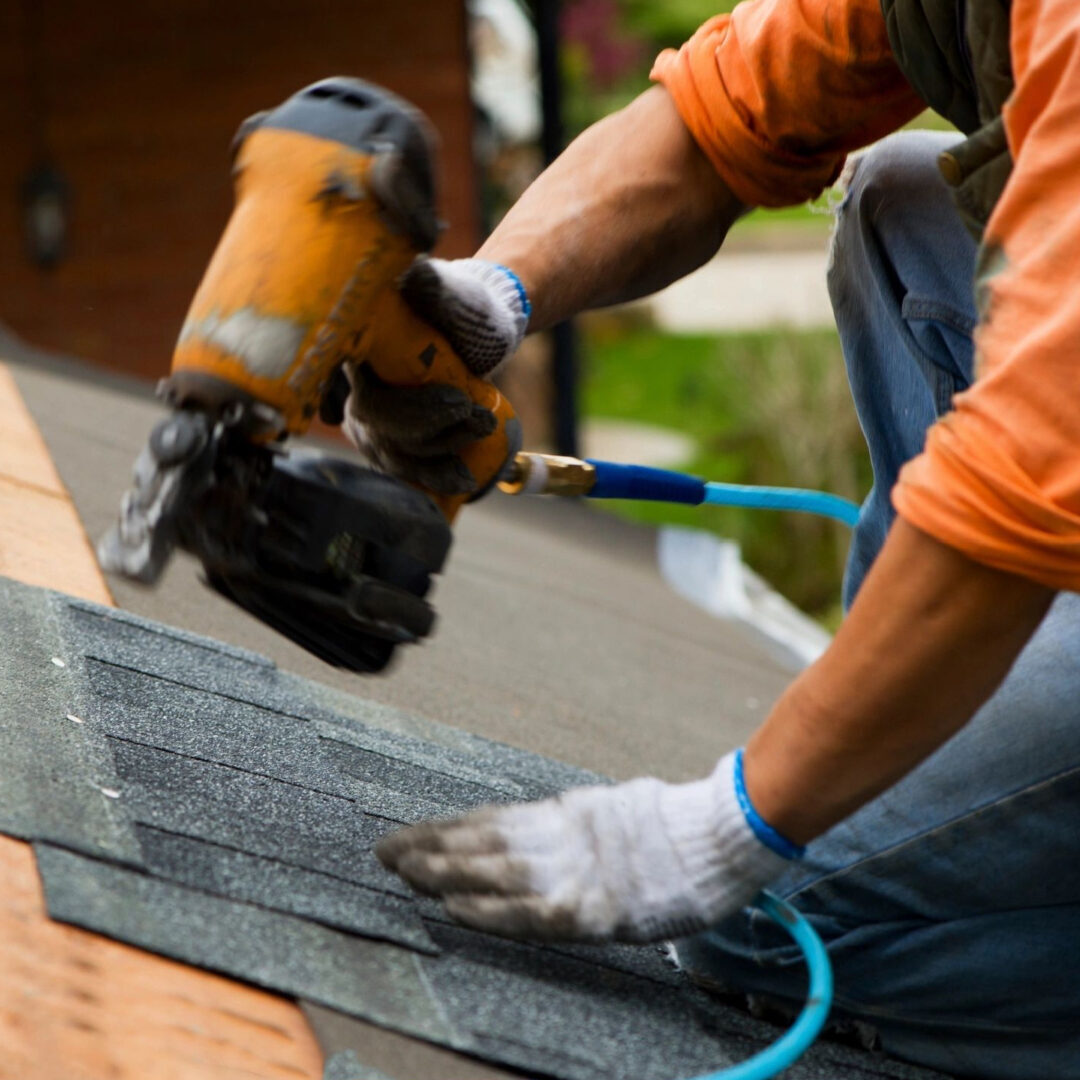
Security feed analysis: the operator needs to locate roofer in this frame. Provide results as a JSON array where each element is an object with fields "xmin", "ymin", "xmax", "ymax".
[{"xmin": 365, "ymin": 2, "xmax": 1080, "ymax": 1075}]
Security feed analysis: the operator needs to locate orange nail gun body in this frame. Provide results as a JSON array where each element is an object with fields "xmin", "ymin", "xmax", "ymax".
[{"xmin": 100, "ymin": 79, "xmax": 519, "ymax": 670}]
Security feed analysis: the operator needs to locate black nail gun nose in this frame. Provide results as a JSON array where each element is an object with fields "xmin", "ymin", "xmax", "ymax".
[
  {"xmin": 102, "ymin": 408, "xmax": 451, "ymax": 673},
  {"xmin": 97, "ymin": 78, "xmax": 518, "ymax": 673}
]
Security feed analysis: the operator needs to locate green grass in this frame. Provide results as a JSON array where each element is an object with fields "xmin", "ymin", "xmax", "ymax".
[
  {"xmin": 713, "ymin": 113, "xmax": 958, "ymax": 237},
  {"xmin": 580, "ymin": 323, "xmax": 872, "ymax": 619},
  {"xmin": 737, "ymin": 194, "xmax": 836, "ymax": 235}
]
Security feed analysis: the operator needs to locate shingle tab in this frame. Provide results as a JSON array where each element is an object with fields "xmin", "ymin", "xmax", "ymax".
[
  {"xmin": 108, "ymin": 738, "xmax": 422, "ymax": 894},
  {"xmin": 0, "ymin": 585, "xmax": 140, "ymax": 864},
  {"xmin": 1, "ymin": 577, "xmax": 951, "ymax": 1080},
  {"xmin": 137, "ymin": 825, "xmax": 438, "ymax": 953}
]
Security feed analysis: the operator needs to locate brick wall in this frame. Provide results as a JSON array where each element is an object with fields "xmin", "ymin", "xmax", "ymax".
[{"xmin": 1, "ymin": 0, "xmax": 478, "ymax": 381}]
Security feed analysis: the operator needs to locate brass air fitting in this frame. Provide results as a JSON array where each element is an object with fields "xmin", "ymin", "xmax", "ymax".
[{"xmin": 498, "ymin": 452, "xmax": 597, "ymax": 497}]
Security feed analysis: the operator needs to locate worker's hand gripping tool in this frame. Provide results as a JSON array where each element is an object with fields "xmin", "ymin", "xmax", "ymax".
[{"xmin": 99, "ymin": 79, "xmax": 520, "ymax": 672}]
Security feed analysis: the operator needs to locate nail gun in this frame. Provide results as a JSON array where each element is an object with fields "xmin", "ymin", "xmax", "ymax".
[{"xmin": 99, "ymin": 78, "xmax": 520, "ymax": 673}]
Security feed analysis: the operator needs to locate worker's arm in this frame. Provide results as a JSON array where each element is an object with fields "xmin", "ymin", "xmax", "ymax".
[
  {"xmin": 346, "ymin": 85, "xmax": 743, "ymax": 491},
  {"xmin": 376, "ymin": 522, "xmax": 1052, "ymax": 943},
  {"xmin": 474, "ymin": 86, "xmax": 744, "ymax": 331},
  {"xmin": 347, "ymin": 0, "xmax": 923, "ymax": 490},
  {"xmin": 745, "ymin": 519, "xmax": 1053, "ymax": 843},
  {"xmin": 481, "ymin": 0, "xmax": 929, "ymax": 331}
]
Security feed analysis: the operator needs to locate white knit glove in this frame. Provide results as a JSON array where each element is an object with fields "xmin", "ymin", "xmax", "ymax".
[
  {"xmin": 400, "ymin": 256, "xmax": 530, "ymax": 376},
  {"xmin": 343, "ymin": 257, "xmax": 529, "ymax": 494},
  {"xmin": 375, "ymin": 750, "xmax": 798, "ymax": 944}
]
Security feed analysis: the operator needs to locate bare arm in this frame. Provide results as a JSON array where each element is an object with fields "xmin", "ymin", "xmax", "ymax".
[
  {"xmin": 477, "ymin": 86, "xmax": 745, "ymax": 331},
  {"xmin": 477, "ymin": 86, "xmax": 1055, "ymax": 850},
  {"xmin": 745, "ymin": 519, "xmax": 1055, "ymax": 845},
  {"xmin": 478, "ymin": 89, "xmax": 1055, "ymax": 843}
]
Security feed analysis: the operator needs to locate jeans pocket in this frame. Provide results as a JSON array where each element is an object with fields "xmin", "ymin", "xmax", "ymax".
[{"xmin": 900, "ymin": 295, "xmax": 976, "ymax": 411}]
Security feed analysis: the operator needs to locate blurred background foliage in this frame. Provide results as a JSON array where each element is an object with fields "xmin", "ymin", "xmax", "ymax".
[
  {"xmin": 561, "ymin": 0, "xmax": 739, "ymax": 134},
  {"xmin": 580, "ymin": 317, "xmax": 870, "ymax": 624},
  {"xmin": 554, "ymin": 0, "xmax": 868, "ymax": 622}
]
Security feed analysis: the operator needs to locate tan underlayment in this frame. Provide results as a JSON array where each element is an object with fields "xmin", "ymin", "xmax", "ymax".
[
  {"xmin": 0, "ymin": 363, "xmax": 112, "ymax": 604},
  {"xmin": 0, "ymin": 359, "xmax": 324, "ymax": 1080}
]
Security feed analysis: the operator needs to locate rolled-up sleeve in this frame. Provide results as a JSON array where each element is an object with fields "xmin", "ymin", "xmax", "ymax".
[
  {"xmin": 893, "ymin": 0, "xmax": 1080, "ymax": 591},
  {"xmin": 651, "ymin": 0, "xmax": 924, "ymax": 207}
]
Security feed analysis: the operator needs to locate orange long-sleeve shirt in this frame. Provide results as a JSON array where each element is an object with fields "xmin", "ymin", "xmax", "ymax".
[{"xmin": 653, "ymin": 0, "xmax": 1080, "ymax": 592}]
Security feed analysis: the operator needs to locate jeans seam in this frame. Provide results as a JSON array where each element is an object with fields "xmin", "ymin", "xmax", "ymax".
[
  {"xmin": 785, "ymin": 760, "xmax": 1080, "ymax": 902},
  {"xmin": 899, "ymin": 295, "xmax": 975, "ymax": 406},
  {"xmin": 833, "ymin": 170, "xmax": 972, "ymax": 424},
  {"xmin": 878, "ymin": 276, "xmax": 965, "ymax": 414},
  {"xmin": 900, "ymin": 295, "xmax": 978, "ymax": 338}
]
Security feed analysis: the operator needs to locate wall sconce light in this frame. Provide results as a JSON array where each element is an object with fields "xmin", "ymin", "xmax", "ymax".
[{"xmin": 21, "ymin": 164, "xmax": 70, "ymax": 270}]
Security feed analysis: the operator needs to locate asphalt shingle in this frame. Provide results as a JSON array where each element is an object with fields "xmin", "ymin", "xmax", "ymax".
[
  {"xmin": 3, "ymin": 576, "xmax": 950, "ymax": 1080},
  {"xmin": 323, "ymin": 1050, "xmax": 396, "ymax": 1080},
  {"xmin": 0, "ymin": 584, "xmax": 140, "ymax": 864}
]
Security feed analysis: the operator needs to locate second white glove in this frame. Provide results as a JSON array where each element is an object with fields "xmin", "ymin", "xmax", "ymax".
[{"xmin": 376, "ymin": 749, "xmax": 798, "ymax": 944}]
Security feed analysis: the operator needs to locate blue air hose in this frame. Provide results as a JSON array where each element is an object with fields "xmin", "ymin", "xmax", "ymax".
[
  {"xmin": 585, "ymin": 459, "xmax": 861, "ymax": 528},
  {"xmin": 702, "ymin": 482, "xmax": 860, "ymax": 528},
  {"xmin": 499, "ymin": 452, "xmax": 844, "ymax": 1077},
  {"xmin": 689, "ymin": 891, "xmax": 833, "ymax": 1080},
  {"xmin": 500, "ymin": 453, "xmax": 862, "ymax": 530}
]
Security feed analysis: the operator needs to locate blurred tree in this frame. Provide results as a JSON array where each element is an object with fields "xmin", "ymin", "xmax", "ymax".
[
  {"xmin": 562, "ymin": 0, "xmax": 645, "ymax": 87},
  {"xmin": 560, "ymin": 0, "xmax": 739, "ymax": 134}
]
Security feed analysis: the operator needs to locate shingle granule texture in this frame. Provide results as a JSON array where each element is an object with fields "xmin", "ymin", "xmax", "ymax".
[{"xmin": 0, "ymin": 576, "xmax": 950, "ymax": 1080}]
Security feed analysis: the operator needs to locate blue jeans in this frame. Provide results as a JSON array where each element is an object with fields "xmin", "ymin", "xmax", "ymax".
[{"xmin": 678, "ymin": 132, "xmax": 1080, "ymax": 1079}]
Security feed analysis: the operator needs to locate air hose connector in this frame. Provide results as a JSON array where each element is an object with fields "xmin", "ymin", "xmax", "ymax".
[{"xmin": 498, "ymin": 452, "xmax": 597, "ymax": 497}]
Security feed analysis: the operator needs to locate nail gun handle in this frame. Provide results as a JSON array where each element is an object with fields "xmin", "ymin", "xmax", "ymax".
[{"xmin": 364, "ymin": 289, "xmax": 520, "ymax": 522}]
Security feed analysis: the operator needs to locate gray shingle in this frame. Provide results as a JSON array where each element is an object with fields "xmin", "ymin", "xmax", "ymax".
[
  {"xmin": 85, "ymin": 658, "xmax": 354, "ymax": 799},
  {"xmin": 108, "ymin": 737, "xmax": 421, "ymax": 894},
  {"xmin": 1, "ymin": 577, "xmax": 951, "ymax": 1080},
  {"xmin": 137, "ymin": 825, "xmax": 438, "ymax": 954},
  {"xmin": 0, "ymin": 585, "xmax": 140, "ymax": 864},
  {"xmin": 35, "ymin": 843, "xmax": 466, "ymax": 1048},
  {"xmin": 319, "ymin": 738, "xmax": 525, "ymax": 815},
  {"xmin": 313, "ymin": 719, "xmax": 572, "ymax": 802}
]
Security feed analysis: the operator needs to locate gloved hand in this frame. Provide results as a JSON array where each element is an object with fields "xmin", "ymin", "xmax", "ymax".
[
  {"xmin": 375, "ymin": 749, "xmax": 799, "ymax": 944},
  {"xmin": 344, "ymin": 257, "xmax": 530, "ymax": 495}
]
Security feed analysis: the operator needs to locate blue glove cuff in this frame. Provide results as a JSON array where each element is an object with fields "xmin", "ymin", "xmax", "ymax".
[
  {"xmin": 733, "ymin": 748, "xmax": 806, "ymax": 860},
  {"xmin": 491, "ymin": 263, "xmax": 532, "ymax": 322}
]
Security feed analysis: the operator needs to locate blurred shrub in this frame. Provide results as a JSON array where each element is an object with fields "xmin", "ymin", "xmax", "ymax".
[
  {"xmin": 580, "ymin": 320, "xmax": 872, "ymax": 620},
  {"xmin": 560, "ymin": 0, "xmax": 739, "ymax": 135}
]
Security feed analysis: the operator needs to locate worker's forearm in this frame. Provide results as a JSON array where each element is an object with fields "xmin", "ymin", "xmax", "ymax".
[
  {"xmin": 477, "ymin": 87, "xmax": 745, "ymax": 331},
  {"xmin": 745, "ymin": 518, "xmax": 1055, "ymax": 845}
]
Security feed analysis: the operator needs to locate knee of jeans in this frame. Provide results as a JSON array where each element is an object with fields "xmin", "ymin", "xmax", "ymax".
[{"xmin": 828, "ymin": 130, "xmax": 960, "ymax": 286}]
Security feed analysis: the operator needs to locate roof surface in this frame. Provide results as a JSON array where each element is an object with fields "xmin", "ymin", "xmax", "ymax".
[
  {"xmin": 5, "ymin": 352, "xmax": 951, "ymax": 1080},
  {"xmin": 3, "ymin": 577, "xmax": 946, "ymax": 1080},
  {"xmin": 10, "ymin": 351, "xmax": 792, "ymax": 785}
]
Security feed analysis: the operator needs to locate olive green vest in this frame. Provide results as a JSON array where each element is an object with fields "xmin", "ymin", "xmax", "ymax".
[{"xmin": 880, "ymin": 0, "xmax": 1013, "ymax": 238}]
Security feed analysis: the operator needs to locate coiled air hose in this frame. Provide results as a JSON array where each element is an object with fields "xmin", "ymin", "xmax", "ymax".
[
  {"xmin": 689, "ymin": 890, "xmax": 833, "ymax": 1080},
  {"xmin": 499, "ymin": 452, "xmax": 849, "ymax": 1077}
]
